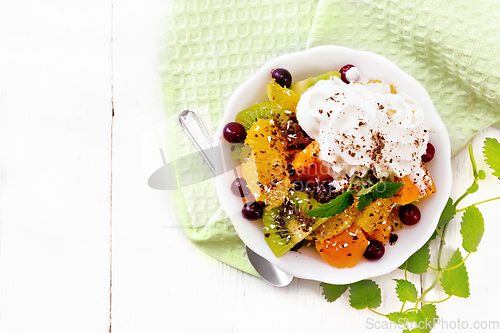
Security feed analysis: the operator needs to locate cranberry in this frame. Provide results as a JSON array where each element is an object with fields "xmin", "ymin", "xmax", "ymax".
[
  {"xmin": 271, "ymin": 68, "xmax": 292, "ymax": 88},
  {"xmin": 422, "ymin": 142, "xmax": 435, "ymax": 163},
  {"xmin": 339, "ymin": 64, "xmax": 356, "ymax": 84},
  {"xmin": 223, "ymin": 122, "xmax": 246, "ymax": 143},
  {"xmin": 399, "ymin": 204, "xmax": 421, "ymax": 226},
  {"xmin": 231, "ymin": 178, "xmax": 250, "ymax": 197},
  {"xmin": 242, "ymin": 201, "xmax": 264, "ymax": 221},
  {"xmin": 364, "ymin": 240, "xmax": 385, "ymax": 260}
]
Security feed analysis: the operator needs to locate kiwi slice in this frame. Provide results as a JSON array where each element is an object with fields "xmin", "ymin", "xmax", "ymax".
[
  {"xmin": 235, "ymin": 102, "xmax": 289, "ymax": 131},
  {"xmin": 229, "ymin": 143, "xmax": 252, "ymax": 162},
  {"xmin": 290, "ymin": 71, "xmax": 341, "ymax": 95},
  {"xmin": 262, "ymin": 191, "xmax": 328, "ymax": 257}
]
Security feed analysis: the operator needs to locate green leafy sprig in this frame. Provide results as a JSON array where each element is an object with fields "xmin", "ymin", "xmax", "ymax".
[
  {"xmin": 320, "ymin": 138, "xmax": 500, "ymax": 333},
  {"xmin": 305, "ymin": 180, "xmax": 404, "ymax": 218}
]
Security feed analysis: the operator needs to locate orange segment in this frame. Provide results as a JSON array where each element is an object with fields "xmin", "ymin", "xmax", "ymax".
[
  {"xmin": 392, "ymin": 164, "xmax": 436, "ymax": 205},
  {"xmin": 266, "ymin": 80, "xmax": 300, "ymax": 116},
  {"xmin": 356, "ymin": 198, "xmax": 394, "ymax": 243},
  {"xmin": 241, "ymin": 119, "xmax": 290, "ymax": 207},
  {"xmin": 291, "ymin": 141, "xmax": 320, "ymax": 170},
  {"xmin": 315, "ymin": 224, "xmax": 369, "ymax": 269},
  {"xmin": 313, "ymin": 199, "xmax": 361, "ymax": 242}
]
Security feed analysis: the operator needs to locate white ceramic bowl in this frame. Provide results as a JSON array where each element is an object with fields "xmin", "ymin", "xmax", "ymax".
[{"xmin": 214, "ymin": 45, "xmax": 451, "ymax": 284}]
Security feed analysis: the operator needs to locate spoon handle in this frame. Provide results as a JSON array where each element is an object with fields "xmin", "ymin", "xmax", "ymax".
[
  {"xmin": 178, "ymin": 110, "xmax": 217, "ymax": 174},
  {"xmin": 178, "ymin": 110, "xmax": 294, "ymax": 287}
]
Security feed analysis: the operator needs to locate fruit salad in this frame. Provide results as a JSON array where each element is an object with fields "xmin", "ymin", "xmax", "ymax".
[{"xmin": 223, "ymin": 65, "xmax": 436, "ymax": 269}]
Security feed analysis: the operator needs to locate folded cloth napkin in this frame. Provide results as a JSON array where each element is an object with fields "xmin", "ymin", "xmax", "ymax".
[{"xmin": 161, "ymin": 0, "xmax": 500, "ymax": 276}]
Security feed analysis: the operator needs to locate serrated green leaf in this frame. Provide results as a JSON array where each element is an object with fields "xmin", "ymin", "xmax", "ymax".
[
  {"xmin": 394, "ymin": 279, "xmax": 418, "ymax": 303},
  {"xmin": 371, "ymin": 181, "xmax": 404, "ymax": 200},
  {"xmin": 483, "ymin": 137, "xmax": 500, "ymax": 179},
  {"xmin": 357, "ymin": 193, "xmax": 372, "ymax": 211},
  {"xmin": 386, "ymin": 311, "xmax": 406, "ymax": 325},
  {"xmin": 438, "ymin": 198, "xmax": 456, "ymax": 228},
  {"xmin": 440, "ymin": 249, "xmax": 470, "ymax": 298},
  {"xmin": 404, "ymin": 309, "xmax": 436, "ymax": 333},
  {"xmin": 460, "ymin": 206, "xmax": 484, "ymax": 253},
  {"xmin": 466, "ymin": 182, "xmax": 479, "ymax": 194},
  {"xmin": 400, "ymin": 240, "xmax": 431, "ymax": 274},
  {"xmin": 349, "ymin": 280, "xmax": 382, "ymax": 310},
  {"xmin": 320, "ymin": 283, "xmax": 348, "ymax": 303},
  {"xmin": 357, "ymin": 184, "xmax": 375, "ymax": 196},
  {"xmin": 419, "ymin": 304, "xmax": 438, "ymax": 333},
  {"xmin": 405, "ymin": 310, "xmax": 420, "ymax": 322},
  {"xmin": 306, "ymin": 191, "xmax": 354, "ymax": 218}
]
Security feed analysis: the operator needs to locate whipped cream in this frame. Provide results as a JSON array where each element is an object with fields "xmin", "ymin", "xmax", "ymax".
[{"xmin": 296, "ymin": 75, "xmax": 429, "ymax": 184}]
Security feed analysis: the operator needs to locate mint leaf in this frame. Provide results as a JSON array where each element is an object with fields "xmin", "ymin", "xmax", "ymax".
[
  {"xmin": 394, "ymin": 279, "xmax": 418, "ymax": 303},
  {"xmin": 405, "ymin": 308, "xmax": 436, "ymax": 333},
  {"xmin": 460, "ymin": 206, "xmax": 484, "ymax": 253},
  {"xmin": 349, "ymin": 280, "xmax": 382, "ymax": 309},
  {"xmin": 357, "ymin": 193, "xmax": 372, "ymax": 211},
  {"xmin": 320, "ymin": 283, "xmax": 348, "ymax": 303},
  {"xmin": 357, "ymin": 184, "xmax": 375, "ymax": 196},
  {"xmin": 354, "ymin": 181, "xmax": 403, "ymax": 211},
  {"xmin": 483, "ymin": 137, "xmax": 500, "ymax": 179},
  {"xmin": 466, "ymin": 182, "xmax": 479, "ymax": 194},
  {"xmin": 387, "ymin": 305, "xmax": 437, "ymax": 333},
  {"xmin": 386, "ymin": 311, "xmax": 406, "ymax": 325},
  {"xmin": 405, "ymin": 310, "xmax": 420, "ymax": 322},
  {"xmin": 440, "ymin": 249, "xmax": 470, "ymax": 298},
  {"xmin": 371, "ymin": 181, "xmax": 404, "ymax": 200},
  {"xmin": 306, "ymin": 191, "xmax": 354, "ymax": 218},
  {"xmin": 438, "ymin": 198, "xmax": 456, "ymax": 228},
  {"xmin": 399, "ymin": 240, "xmax": 431, "ymax": 274},
  {"xmin": 419, "ymin": 304, "xmax": 438, "ymax": 333}
]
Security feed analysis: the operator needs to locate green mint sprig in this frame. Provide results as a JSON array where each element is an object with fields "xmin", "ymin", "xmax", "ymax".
[
  {"xmin": 305, "ymin": 180, "xmax": 404, "ymax": 218},
  {"xmin": 319, "ymin": 137, "xmax": 500, "ymax": 333},
  {"xmin": 304, "ymin": 190, "xmax": 355, "ymax": 218}
]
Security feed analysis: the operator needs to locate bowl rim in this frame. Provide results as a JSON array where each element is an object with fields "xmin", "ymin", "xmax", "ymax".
[{"xmin": 214, "ymin": 45, "xmax": 452, "ymax": 284}]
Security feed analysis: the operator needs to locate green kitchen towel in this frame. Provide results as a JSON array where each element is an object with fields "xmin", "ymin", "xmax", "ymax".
[
  {"xmin": 307, "ymin": 0, "xmax": 500, "ymax": 153},
  {"xmin": 160, "ymin": 0, "xmax": 500, "ymax": 276}
]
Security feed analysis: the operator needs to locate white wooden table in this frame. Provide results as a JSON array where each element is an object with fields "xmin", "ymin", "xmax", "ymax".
[{"xmin": 1, "ymin": 1, "xmax": 499, "ymax": 332}]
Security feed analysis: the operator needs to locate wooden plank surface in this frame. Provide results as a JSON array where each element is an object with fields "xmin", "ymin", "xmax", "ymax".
[
  {"xmin": 111, "ymin": 2, "xmax": 500, "ymax": 332},
  {"xmin": 1, "ymin": 1, "xmax": 499, "ymax": 332},
  {"xmin": 0, "ymin": 1, "xmax": 112, "ymax": 332}
]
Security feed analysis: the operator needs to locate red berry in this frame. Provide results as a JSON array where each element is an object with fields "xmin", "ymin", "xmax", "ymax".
[
  {"xmin": 399, "ymin": 204, "xmax": 421, "ymax": 226},
  {"xmin": 422, "ymin": 142, "xmax": 435, "ymax": 163},
  {"xmin": 223, "ymin": 122, "xmax": 246, "ymax": 143},
  {"xmin": 339, "ymin": 64, "xmax": 355, "ymax": 84},
  {"xmin": 363, "ymin": 240, "xmax": 385, "ymax": 260},
  {"xmin": 242, "ymin": 201, "xmax": 264, "ymax": 221},
  {"xmin": 231, "ymin": 178, "xmax": 250, "ymax": 197},
  {"xmin": 271, "ymin": 68, "xmax": 292, "ymax": 88}
]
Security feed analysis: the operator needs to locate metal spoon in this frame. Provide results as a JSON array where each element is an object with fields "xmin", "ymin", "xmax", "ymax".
[{"xmin": 178, "ymin": 110, "xmax": 294, "ymax": 287}]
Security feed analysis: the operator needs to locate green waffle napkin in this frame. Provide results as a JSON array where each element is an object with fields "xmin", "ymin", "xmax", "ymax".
[{"xmin": 161, "ymin": 0, "xmax": 500, "ymax": 276}]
